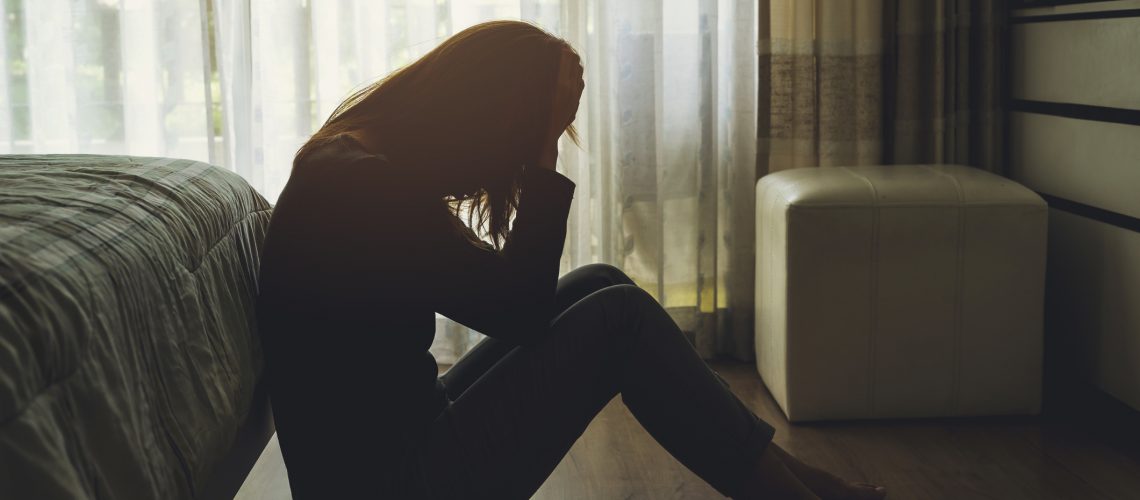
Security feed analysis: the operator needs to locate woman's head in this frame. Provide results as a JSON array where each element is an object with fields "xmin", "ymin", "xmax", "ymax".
[{"xmin": 299, "ymin": 20, "xmax": 583, "ymax": 248}]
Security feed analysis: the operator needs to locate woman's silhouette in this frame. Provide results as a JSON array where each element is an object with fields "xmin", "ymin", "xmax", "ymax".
[{"xmin": 257, "ymin": 20, "xmax": 886, "ymax": 500}]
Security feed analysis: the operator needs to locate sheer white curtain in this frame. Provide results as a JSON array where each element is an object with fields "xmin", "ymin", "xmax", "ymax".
[
  {"xmin": 0, "ymin": 0, "xmax": 760, "ymax": 363},
  {"xmin": 0, "ymin": 0, "xmax": 211, "ymax": 158}
]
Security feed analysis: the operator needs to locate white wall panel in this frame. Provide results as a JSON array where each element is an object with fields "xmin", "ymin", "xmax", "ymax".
[
  {"xmin": 1012, "ymin": 18, "xmax": 1140, "ymax": 110},
  {"xmin": 1009, "ymin": 112, "xmax": 1140, "ymax": 219},
  {"xmin": 1011, "ymin": 3, "xmax": 1140, "ymax": 411}
]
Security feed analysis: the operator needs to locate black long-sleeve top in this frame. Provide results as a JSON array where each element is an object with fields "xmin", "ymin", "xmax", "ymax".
[{"xmin": 255, "ymin": 134, "xmax": 575, "ymax": 496}]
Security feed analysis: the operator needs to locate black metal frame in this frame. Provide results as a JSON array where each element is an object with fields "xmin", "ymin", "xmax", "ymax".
[
  {"xmin": 1037, "ymin": 193, "xmax": 1140, "ymax": 234},
  {"xmin": 1010, "ymin": 100, "xmax": 1140, "ymax": 127},
  {"xmin": 1011, "ymin": 8, "xmax": 1140, "ymax": 22},
  {"xmin": 1011, "ymin": 0, "xmax": 1115, "ymax": 7}
]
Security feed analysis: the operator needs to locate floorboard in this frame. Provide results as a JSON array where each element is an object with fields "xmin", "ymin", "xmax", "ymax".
[{"xmin": 235, "ymin": 362, "xmax": 1140, "ymax": 499}]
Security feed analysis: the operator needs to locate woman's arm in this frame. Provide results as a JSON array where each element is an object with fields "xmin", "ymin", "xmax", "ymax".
[
  {"xmin": 412, "ymin": 166, "xmax": 575, "ymax": 346},
  {"xmin": 421, "ymin": 49, "xmax": 582, "ymax": 343}
]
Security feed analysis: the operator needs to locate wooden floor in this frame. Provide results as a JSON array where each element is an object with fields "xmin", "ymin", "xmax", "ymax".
[{"xmin": 235, "ymin": 362, "xmax": 1140, "ymax": 499}]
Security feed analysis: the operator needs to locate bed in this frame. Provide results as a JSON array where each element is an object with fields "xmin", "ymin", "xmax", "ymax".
[{"xmin": 0, "ymin": 155, "xmax": 274, "ymax": 499}]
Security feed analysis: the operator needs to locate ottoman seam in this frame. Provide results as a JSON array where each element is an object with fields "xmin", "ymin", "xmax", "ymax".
[
  {"xmin": 942, "ymin": 169, "xmax": 967, "ymax": 417},
  {"xmin": 924, "ymin": 166, "xmax": 968, "ymax": 416},
  {"xmin": 841, "ymin": 167, "xmax": 880, "ymax": 418}
]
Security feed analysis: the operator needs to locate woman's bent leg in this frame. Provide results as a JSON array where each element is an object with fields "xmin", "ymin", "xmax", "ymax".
[
  {"xmin": 416, "ymin": 284, "xmax": 774, "ymax": 499},
  {"xmin": 439, "ymin": 263, "xmax": 635, "ymax": 400},
  {"xmin": 551, "ymin": 262, "xmax": 636, "ymax": 312}
]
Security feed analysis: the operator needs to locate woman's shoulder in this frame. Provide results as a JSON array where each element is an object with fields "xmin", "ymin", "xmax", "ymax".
[
  {"xmin": 294, "ymin": 133, "xmax": 390, "ymax": 172},
  {"xmin": 289, "ymin": 134, "xmax": 442, "ymax": 214}
]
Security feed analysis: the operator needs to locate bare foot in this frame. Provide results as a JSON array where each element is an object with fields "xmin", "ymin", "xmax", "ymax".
[{"xmin": 770, "ymin": 445, "xmax": 887, "ymax": 500}]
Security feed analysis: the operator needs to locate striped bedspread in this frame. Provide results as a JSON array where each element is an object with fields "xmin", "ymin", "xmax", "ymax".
[{"xmin": 0, "ymin": 155, "xmax": 272, "ymax": 499}]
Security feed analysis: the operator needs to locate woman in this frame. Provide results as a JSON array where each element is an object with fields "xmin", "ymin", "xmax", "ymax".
[{"xmin": 257, "ymin": 20, "xmax": 886, "ymax": 500}]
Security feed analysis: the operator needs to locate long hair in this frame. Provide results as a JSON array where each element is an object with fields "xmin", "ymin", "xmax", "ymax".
[{"xmin": 296, "ymin": 20, "xmax": 579, "ymax": 249}]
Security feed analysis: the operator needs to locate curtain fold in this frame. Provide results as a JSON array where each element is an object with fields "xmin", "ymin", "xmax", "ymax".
[
  {"xmin": 758, "ymin": 0, "xmax": 1006, "ymax": 176},
  {"xmin": 1, "ymin": 0, "xmax": 211, "ymax": 158},
  {"xmin": 885, "ymin": 0, "xmax": 1006, "ymax": 170}
]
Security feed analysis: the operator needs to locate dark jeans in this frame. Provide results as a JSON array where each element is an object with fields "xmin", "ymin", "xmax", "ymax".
[{"xmin": 415, "ymin": 264, "xmax": 775, "ymax": 499}]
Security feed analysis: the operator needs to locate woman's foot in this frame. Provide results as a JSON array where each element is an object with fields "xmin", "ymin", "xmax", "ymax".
[{"xmin": 770, "ymin": 445, "xmax": 887, "ymax": 500}]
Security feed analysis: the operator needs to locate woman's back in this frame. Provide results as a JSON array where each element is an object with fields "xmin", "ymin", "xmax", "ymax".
[{"xmin": 255, "ymin": 135, "xmax": 448, "ymax": 497}]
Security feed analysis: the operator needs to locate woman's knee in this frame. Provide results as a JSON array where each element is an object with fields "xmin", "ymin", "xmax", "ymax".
[
  {"xmin": 576, "ymin": 284, "xmax": 664, "ymax": 353},
  {"xmin": 579, "ymin": 284, "xmax": 658, "ymax": 328},
  {"xmin": 576, "ymin": 263, "xmax": 635, "ymax": 287},
  {"xmin": 556, "ymin": 264, "xmax": 636, "ymax": 314}
]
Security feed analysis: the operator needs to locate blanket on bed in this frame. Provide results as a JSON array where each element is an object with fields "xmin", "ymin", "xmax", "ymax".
[{"xmin": 0, "ymin": 155, "xmax": 272, "ymax": 499}]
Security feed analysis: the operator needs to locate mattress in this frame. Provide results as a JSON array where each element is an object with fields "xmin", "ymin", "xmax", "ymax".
[{"xmin": 0, "ymin": 155, "xmax": 273, "ymax": 499}]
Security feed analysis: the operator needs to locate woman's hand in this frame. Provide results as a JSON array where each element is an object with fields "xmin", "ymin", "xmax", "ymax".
[{"xmin": 536, "ymin": 49, "xmax": 584, "ymax": 170}]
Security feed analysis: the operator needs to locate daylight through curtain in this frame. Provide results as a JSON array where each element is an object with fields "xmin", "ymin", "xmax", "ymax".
[{"xmin": 0, "ymin": 0, "xmax": 760, "ymax": 363}]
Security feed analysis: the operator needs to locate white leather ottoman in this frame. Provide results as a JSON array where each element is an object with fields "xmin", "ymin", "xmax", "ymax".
[{"xmin": 754, "ymin": 165, "xmax": 1047, "ymax": 422}]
